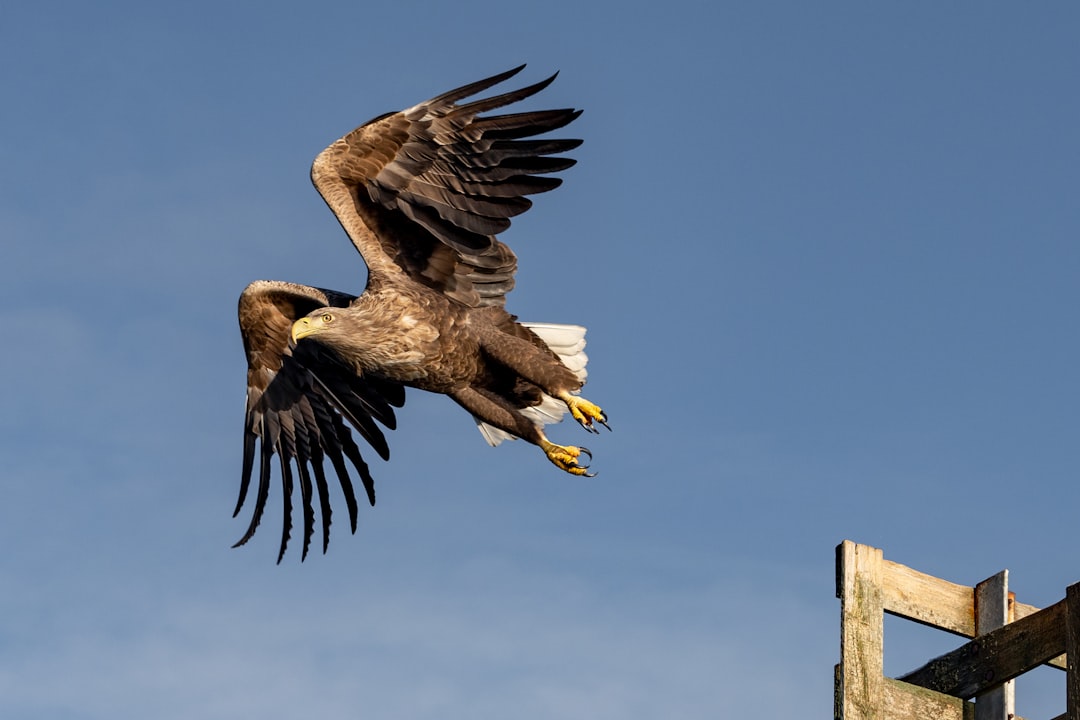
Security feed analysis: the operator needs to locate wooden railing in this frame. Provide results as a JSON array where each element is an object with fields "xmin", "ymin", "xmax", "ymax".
[{"xmin": 835, "ymin": 540, "xmax": 1079, "ymax": 720}]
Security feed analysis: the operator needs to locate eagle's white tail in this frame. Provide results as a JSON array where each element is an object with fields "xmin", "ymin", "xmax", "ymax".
[{"xmin": 474, "ymin": 322, "xmax": 589, "ymax": 446}]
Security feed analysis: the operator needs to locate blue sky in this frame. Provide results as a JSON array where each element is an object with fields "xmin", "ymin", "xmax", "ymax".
[{"xmin": 2, "ymin": 2, "xmax": 1078, "ymax": 717}]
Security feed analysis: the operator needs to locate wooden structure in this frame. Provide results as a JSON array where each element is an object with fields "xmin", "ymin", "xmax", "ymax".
[{"xmin": 835, "ymin": 540, "xmax": 1080, "ymax": 720}]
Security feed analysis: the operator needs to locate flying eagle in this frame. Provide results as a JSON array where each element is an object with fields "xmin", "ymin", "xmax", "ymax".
[{"xmin": 234, "ymin": 66, "xmax": 609, "ymax": 561}]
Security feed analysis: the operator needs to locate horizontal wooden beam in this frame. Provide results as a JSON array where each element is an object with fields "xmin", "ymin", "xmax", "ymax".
[
  {"xmin": 899, "ymin": 599, "xmax": 1066, "ymax": 699},
  {"xmin": 1014, "ymin": 600, "xmax": 1067, "ymax": 671},
  {"xmin": 882, "ymin": 677, "xmax": 972, "ymax": 720},
  {"xmin": 880, "ymin": 556, "xmax": 975, "ymax": 637}
]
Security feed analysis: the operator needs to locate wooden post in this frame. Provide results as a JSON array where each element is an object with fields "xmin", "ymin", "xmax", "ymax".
[
  {"xmin": 1066, "ymin": 582, "xmax": 1080, "ymax": 720},
  {"xmin": 837, "ymin": 540, "xmax": 884, "ymax": 720},
  {"xmin": 975, "ymin": 571, "xmax": 1014, "ymax": 720}
]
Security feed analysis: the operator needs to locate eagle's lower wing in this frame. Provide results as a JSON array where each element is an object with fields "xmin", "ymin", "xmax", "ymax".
[
  {"xmin": 236, "ymin": 280, "xmax": 405, "ymax": 562},
  {"xmin": 312, "ymin": 65, "xmax": 581, "ymax": 307}
]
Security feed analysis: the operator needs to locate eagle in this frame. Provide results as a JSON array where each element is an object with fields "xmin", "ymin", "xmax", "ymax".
[{"xmin": 234, "ymin": 66, "xmax": 609, "ymax": 561}]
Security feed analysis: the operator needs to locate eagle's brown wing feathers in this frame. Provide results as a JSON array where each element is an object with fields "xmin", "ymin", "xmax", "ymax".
[
  {"xmin": 314, "ymin": 65, "xmax": 581, "ymax": 306},
  {"xmin": 236, "ymin": 280, "xmax": 404, "ymax": 562}
]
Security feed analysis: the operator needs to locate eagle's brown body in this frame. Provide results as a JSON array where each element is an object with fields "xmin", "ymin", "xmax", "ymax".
[
  {"xmin": 235, "ymin": 67, "xmax": 608, "ymax": 561},
  {"xmin": 311, "ymin": 283, "xmax": 572, "ymax": 392}
]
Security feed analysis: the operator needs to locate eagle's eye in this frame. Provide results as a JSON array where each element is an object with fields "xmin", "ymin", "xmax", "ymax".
[{"xmin": 321, "ymin": 313, "xmax": 334, "ymax": 323}]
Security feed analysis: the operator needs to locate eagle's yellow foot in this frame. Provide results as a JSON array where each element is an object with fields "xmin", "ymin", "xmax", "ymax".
[
  {"xmin": 558, "ymin": 392, "xmax": 610, "ymax": 434},
  {"xmin": 540, "ymin": 439, "xmax": 595, "ymax": 477}
]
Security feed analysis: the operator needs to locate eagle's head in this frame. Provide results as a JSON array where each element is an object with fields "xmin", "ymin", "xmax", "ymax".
[{"xmin": 291, "ymin": 309, "xmax": 340, "ymax": 345}]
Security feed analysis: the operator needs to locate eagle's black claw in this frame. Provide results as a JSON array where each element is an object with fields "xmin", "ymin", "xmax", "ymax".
[
  {"xmin": 578, "ymin": 447, "xmax": 592, "ymax": 466},
  {"xmin": 578, "ymin": 447, "xmax": 597, "ymax": 477}
]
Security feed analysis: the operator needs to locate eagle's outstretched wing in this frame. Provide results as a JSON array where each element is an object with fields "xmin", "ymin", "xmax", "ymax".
[
  {"xmin": 311, "ymin": 65, "xmax": 582, "ymax": 307},
  {"xmin": 236, "ymin": 280, "xmax": 405, "ymax": 562}
]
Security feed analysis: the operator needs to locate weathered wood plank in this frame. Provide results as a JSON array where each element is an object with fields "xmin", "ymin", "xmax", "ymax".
[
  {"xmin": 974, "ymin": 571, "xmax": 1014, "ymax": 720},
  {"xmin": 1015, "ymin": 600, "xmax": 1066, "ymax": 670},
  {"xmin": 883, "ymin": 678, "xmax": 974, "ymax": 720},
  {"xmin": 881, "ymin": 557, "xmax": 975, "ymax": 637},
  {"xmin": 900, "ymin": 599, "xmax": 1067, "ymax": 699},
  {"xmin": 837, "ymin": 541, "xmax": 885, "ymax": 719}
]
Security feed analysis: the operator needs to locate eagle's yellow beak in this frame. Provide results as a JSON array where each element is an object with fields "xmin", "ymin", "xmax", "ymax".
[{"xmin": 291, "ymin": 317, "xmax": 318, "ymax": 344}]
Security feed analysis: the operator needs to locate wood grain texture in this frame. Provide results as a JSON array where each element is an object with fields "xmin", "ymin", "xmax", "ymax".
[
  {"xmin": 837, "ymin": 541, "xmax": 885, "ymax": 720},
  {"xmin": 881, "ymin": 557, "xmax": 975, "ymax": 637}
]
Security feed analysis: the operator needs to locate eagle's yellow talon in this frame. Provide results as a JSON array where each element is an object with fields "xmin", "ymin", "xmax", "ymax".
[
  {"xmin": 558, "ymin": 392, "xmax": 609, "ymax": 433},
  {"xmin": 541, "ymin": 440, "xmax": 595, "ymax": 477}
]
